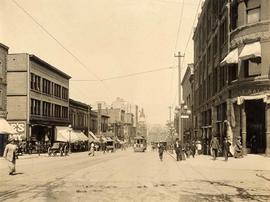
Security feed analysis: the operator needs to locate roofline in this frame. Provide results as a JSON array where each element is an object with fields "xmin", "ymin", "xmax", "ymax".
[
  {"xmin": 29, "ymin": 54, "xmax": 72, "ymax": 79},
  {"xmin": 69, "ymin": 98, "xmax": 91, "ymax": 109},
  {"xmin": 0, "ymin": 43, "xmax": 9, "ymax": 50}
]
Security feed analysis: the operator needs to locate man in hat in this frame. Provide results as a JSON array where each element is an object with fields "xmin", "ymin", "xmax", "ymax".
[
  {"xmin": 3, "ymin": 137, "xmax": 18, "ymax": 175},
  {"xmin": 223, "ymin": 137, "xmax": 230, "ymax": 161},
  {"xmin": 210, "ymin": 135, "xmax": 219, "ymax": 160}
]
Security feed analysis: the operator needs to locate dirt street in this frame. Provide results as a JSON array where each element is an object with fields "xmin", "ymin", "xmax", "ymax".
[{"xmin": 1, "ymin": 149, "xmax": 270, "ymax": 202}]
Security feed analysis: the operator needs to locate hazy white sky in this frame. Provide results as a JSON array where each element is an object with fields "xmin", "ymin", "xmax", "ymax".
[{"xmin": 1, "ymin": 0, "xmax": 202, "ymax": 124}]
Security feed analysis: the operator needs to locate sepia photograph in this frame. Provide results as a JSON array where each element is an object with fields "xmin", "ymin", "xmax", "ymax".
[{"xmin": 0, "ymin": 0, "xmax": 270, "ymax": 201}]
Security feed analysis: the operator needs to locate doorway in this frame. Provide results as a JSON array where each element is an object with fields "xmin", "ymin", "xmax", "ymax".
[{"xmin": 245, "ymin": 100, "xmax": 266, "ymax": 153}]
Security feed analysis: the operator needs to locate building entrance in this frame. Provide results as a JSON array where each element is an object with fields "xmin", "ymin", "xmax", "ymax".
[{"xmin": 246, "ymin": 100, "xmax": 266, "ymax": 154}]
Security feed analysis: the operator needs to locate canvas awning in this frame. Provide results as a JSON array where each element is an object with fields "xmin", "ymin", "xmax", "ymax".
[
  {"xmin": 220, "ymin": 48, "xmax": 238, "ymax": 66},
  {"xmin": 0, "ymin": 118, "xmax": 17, "ymax": 134},
  {"xmin": 73, "ymin": 130, "xmax": 88, "ymax": 141},
  {"xmin": 89, "ymin": 131, "xmax": 99, "ymax": 142},
  {"xmin": 239, "ymin": 41, "xmax": 261, "ymax": 61}
]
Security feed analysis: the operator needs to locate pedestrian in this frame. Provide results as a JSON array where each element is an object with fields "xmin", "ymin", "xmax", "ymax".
[
  {"xmin": 234, "ymin": 136, "xmax": 243, "ymax": 158},
  {"xmin": 210, "ymin": 135, "xmax": 219, "ymax": 160},
  {"xmin": 223, "ymin": 137, "xmax": 230, "ymax": 161},
  {"xmin": 174, "ymin": 138, "xmax": 182, "ymax": 161},
  {"xmin": 158, "ymin": 142, "xmax": 165, "ymax": 161},
  {"xmin": 88, "ymin": 142, "xmax": 95, "ymax": 156},
  {"xmin": 3, "ymin": 137, "xmax": 18, "ymax": 175},
  {"xmin": 191, "ymin": 141, "xmax": 196, "ymax": 158}
]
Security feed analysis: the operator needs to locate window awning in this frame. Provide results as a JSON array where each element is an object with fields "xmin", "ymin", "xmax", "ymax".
[
  {"xmin": 239, "ymin": 41, "xmax": 261, "ymax": 60},
  {"xmin": 55, "ymin": 127, "xmax": 88, "ymax": 142},
  {"xmin": 220, "ymin": 48, "xmax": 239, "ymax": 66},
  {"xmin": 0, "ymin": 118, "xmax": 17, "ymax": 134}
]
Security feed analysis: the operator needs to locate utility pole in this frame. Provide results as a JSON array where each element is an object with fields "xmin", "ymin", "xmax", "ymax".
[{"xmin": 174, "ymin": 51, "xmax": 185, "ymax": 142}]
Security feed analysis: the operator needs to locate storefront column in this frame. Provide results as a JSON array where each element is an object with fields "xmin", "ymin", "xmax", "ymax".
[
  {"xmin": 265, "ymin": 104, "xmax": 270, "ymax": 156},
  {"xmin": 241, "ymin": 104, "xmax": 247, "ymax": 155}
]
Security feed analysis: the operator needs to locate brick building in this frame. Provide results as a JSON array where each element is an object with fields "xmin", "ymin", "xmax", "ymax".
[
  {"xmin": 192, "ymin": 0, "xmax": 270, "ymax": 155},
  {"xmin": 7, "ymin": 53, "xmax": 71, "ymax": 146},
  {"xmin": 69, "ymin": 98, "xmax": 91, "ymax": 134}
]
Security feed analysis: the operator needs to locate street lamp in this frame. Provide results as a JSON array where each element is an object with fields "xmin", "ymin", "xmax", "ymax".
[
  {"xmin": 175, "ymin": 103, "xmax": 191, "ymax": 150},
  {"xmin": 68, "ymin": 124, "xmax": 72, "ymax": 154}
]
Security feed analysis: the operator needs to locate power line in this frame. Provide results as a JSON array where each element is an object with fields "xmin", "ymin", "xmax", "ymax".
[
  {"xmin": 71, "ymin": 66, "xmax": 176, "ymax": 82},
  {"xmin": 174, "ymin": 0, "xmax": 185, "ymax": 54},
  {"xmin": 11, "ymin": 0, "xmax": 113, "ymax": 100}
]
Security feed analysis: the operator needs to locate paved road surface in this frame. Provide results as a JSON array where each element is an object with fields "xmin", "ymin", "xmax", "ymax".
[{"xmin": 1, "ymin": 149, "xmax": 270, "ymax": 202}]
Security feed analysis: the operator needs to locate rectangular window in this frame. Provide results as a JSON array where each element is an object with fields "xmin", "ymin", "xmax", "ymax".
[
  {"xmin": 213, "ymin": 35, "xmax": 218, "ymax": 57},
  {"xmin": 244, "ymin": 60, "xmax": 261, "ymax": 77},
  {"xmin": 62, "ymin": 106, "xmax": 68, "ymax": 119},
  {"xmin": 55, "ymin": 104, "xmax": 61, "ymax": 118},
  {"xmin": 247, "ymin": 7, "xmax": 260, "ymax": 24},
  {"xmin": 42, "ymin": 101, "xmax": 51, "ymax": 117},
  {"xmin": 220, "ymin": 19, "xmax": 228, "ymax": 47},
  {"xmin": 30, "ymin": 73, "xmax": 41, "ymax": 91},
  {"xmin": 228, "ymin": 64, "xmax": 238, "ymax": 83},
  {"xmin": 62, "ymin": 87, "xmax": 68, "ymax": 100},
  {"xmin": 54, "ymin": 84, "xmax": 61, "ymax": 98},
  {"xmin": 30, "ymin": 99, "xmax": 41, "ymax": 115},
  {"xmin": 42, "ymin": 78, "xmax": 51, "ymax": 95}
]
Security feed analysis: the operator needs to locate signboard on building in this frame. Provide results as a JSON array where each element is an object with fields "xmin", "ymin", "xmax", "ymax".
[{"xmin": 8, "ymin": 121, "xmax": 26, "ymax": 140}]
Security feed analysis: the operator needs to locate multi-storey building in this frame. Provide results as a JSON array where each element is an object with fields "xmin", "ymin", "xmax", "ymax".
[
  {"xmin": 192, "ymin": 0, "xmax": 270, "ymax": 155},
  {"xmin": 90, "ymin": 110, "xmax": 109, "ymax": 135},
  {"xmin": 0, "ymin": 43, "xmax": 10, "ymax": 155},
  {"xmin": 7, "ymin": 53, "xmax": 71, "ymax": 146},
  {"xmin": 69, "ymin": 98, "xmax": 91, "ymax": 134},
  {"xmin": 181, "ymin": 64, "xmax": 194, "ymax": 143}
]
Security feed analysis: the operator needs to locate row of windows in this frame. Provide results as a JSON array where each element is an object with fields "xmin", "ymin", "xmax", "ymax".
[
  {"xmin": 30, "ymin": 73, "xmax": 68, "ymax": 100},
  {"xmin": 195, "ymin": 58, "xmax": 261, "ymax": 106},
  {"xmin": 231, "ymin": 0, "xmax": 261, "ymax": 30},
  {"xmin": 30, "ymin": 98, "xmax": 68, "ymax": 119}
]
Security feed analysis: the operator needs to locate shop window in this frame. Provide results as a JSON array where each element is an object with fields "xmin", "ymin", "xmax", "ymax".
[
  {"xmin": 228, "ymin": 64, "xmax": 238, "ymax": 83},
  {"xmin": 244, "ymin": 60, "xmax": 261, "ymax": 77}
]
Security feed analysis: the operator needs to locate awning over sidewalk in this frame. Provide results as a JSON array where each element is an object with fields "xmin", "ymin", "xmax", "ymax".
[
  {"xmin": 89, "ymin": 131, "xmax": 99, "ymax": 142},
  {"xmin": 0, "ymin": 118, "xmax": 17, "ymax": 134},
  {"xmin": 220, "ymin": 48, "xmax": 238, "ymax": 66},
  {"xmin": 55, "ymin": 127, "xmax": 88, "ymax": 142},
  {"xmin": 239, "ymin": 41, "xmax": 261, "ymax": 61}
]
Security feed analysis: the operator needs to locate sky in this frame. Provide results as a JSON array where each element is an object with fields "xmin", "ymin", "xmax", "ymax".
[{"xmin": 1, "ymin": 0, "xmax": 202, "ymax": 125}]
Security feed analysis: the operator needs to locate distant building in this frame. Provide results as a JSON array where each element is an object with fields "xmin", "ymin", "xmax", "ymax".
[
  {"xmin": 7, "ymin": 53, "xmax": 71, "ymax": 145},
  {"xmin": 90, "ymin": 110, "xmax": 109, "ymax": 135},
  {"xmin": 193, "ymin": 0, "xmax": 270, "ymax": 155},
  {"xmin": 181, "ymin": 64, "xmax": 194, "ymax": 143},
  {"xmin": 69, "ymin": 98, "xmax": 91, "ymax": 135},
  {"xmin": 137, "ymin": 108, "xmax": 147, "ymax": 138}
]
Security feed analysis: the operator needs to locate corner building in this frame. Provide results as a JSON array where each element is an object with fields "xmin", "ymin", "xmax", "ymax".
[
  {"xmin": 192, "ymin": 0, "xmax": 270, "ymax": 155},
  {"xmin": 7, "ymin": 54, "xmax": 71, "ymax": 146}
]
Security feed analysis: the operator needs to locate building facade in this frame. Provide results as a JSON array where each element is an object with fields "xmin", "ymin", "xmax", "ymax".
[
  {"xmin": 0, "ymin": 43, "xmax": 9, "ymax": 155},
  {"xmin": 69, "ymin": 98, "xmax": 91, "ymax": 134},
  {"xmin": 192, "ymin": 0, "xmax": 270, "ymax": 155},
  {"xmin": 7, "ymin": 54, "xmax": 71, "ymax": 146},
  {"xmin": 181, "ymin": 64, "xmax": 194, "ymax": 143}
]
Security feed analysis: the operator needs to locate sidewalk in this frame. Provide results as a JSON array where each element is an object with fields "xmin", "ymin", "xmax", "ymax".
[{"xmin": 167, "ymin": 151, "xmax": 270, "ymax": 171}]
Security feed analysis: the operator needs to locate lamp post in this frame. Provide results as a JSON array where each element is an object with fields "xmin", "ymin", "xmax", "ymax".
[
  {"xmin": 68, "ymin": 124, "xmax": 72, "ymax": 154},
  {"xmin": 175, "ymin": 103, "xmax": 191, "ymax": 149}
]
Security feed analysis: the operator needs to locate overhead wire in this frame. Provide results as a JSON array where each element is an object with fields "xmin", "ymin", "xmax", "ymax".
[
  {"xmin": 70, "ymin": 66, "xmax": 176, "ymax": 82},
  {"xmin": 10, "ymin": 0, "xmax": 113, "ymax": 101},
  {"xmin": 173, "ymin": 0, "xmax": 185, "ymax": 54},
  {"xmin": 172, "ymin": 0, "xmax": 202, "ymax": 109}
]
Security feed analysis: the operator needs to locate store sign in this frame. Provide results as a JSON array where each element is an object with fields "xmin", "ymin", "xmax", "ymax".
[
  {"xmin": 181, "ymin": 115, "xmax": 189, "ymax": 119},
  {"xmin": 9, "ymin": 121, "xmax": 26, "ymax": 137}
]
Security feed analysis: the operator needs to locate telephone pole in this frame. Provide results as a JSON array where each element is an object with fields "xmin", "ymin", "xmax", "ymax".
[{"xmin": 174, "ymin": 51, "xmax": 184, "ymax": 141}]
